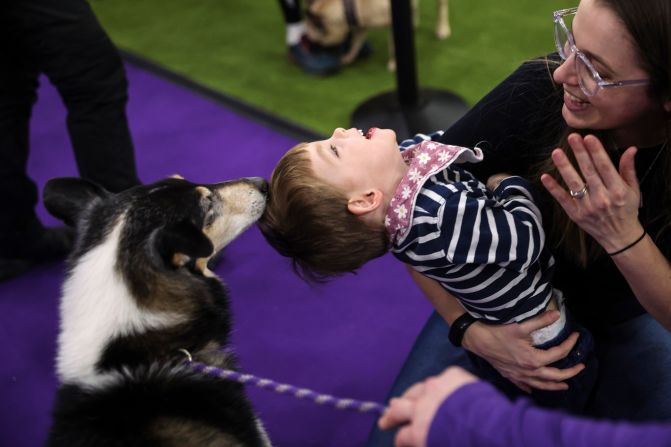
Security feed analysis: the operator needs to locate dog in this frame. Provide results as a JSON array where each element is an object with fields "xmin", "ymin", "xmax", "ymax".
[
  {"xmin": 43, "ymin": 175, "xmax": 272, "ymax": 447},
  {"xmin": 305, "ymin": 0, "xmax": 450, "ymax": 71}
]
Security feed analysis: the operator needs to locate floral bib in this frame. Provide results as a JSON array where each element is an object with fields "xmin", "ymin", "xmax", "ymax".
[{"xmin": 385, "ymin": 140, "xmax": 483, "ymax": 244}]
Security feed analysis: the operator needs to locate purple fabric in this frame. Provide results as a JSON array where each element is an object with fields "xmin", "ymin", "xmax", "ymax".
[
  {"xmin": 0, "ymin": 62, "xmax": 432, "ymax": 446},
  {"xmin": 429, "ymin": 381, "xmax": 671, "ymax": 447}
]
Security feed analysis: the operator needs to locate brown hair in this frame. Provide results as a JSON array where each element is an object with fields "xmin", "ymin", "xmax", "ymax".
[
  {"xmin": 534, "ymin": 0, "xmax": 671, "ymax": 266},
  {"xmin": 258, "ymin": 143, "xmax": 390, "ymax": 282}
]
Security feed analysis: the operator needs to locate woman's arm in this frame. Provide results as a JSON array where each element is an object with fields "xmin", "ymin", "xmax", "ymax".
[
  {"xmin": 541, "ymin": 134, "xmax": 671, "ymax": 330},
  {"xmin": 379, "ymin": 366, "xmax": 671, "ymax": 447},
  {"xmin": 407, "ymin": 267, "xmax": 583, "ymax": 391}
]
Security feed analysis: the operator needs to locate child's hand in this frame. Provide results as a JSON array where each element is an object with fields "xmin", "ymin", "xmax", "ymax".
[{"xmin": 486, "ymin": 173, "xmax": 512, "ymax": 191}]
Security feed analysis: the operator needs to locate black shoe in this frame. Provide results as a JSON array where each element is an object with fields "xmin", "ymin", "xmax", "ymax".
[
  {"xmin": 0, "ymin": 227, "xmax": 74, "ymax": 282},
  {"xmin": 288, "ymin": 36, "xmax": 340, "ymax": 75}
]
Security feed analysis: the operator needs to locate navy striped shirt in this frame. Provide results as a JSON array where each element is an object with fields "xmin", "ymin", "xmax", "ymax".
[{"xmin": 392, "ymin": 132, "xmax": 555, "ymax": 323}]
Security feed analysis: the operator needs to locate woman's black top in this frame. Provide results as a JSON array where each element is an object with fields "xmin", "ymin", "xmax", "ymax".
[{"xmin": 437, "ymin": 56, "xmax": 668, "ymax": 332}]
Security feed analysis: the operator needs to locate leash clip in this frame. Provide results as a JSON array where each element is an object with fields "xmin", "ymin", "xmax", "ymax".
[{"xmin": 178, "ymin": 348, "xmax": 193, "ymax": 363}]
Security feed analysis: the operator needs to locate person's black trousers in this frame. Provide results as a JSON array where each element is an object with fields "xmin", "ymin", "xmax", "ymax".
[
  {"xmin": 0, "ymin": 0, "xmax": 140, "ymax": 254},
  {"xmin": 277, "ymin": 0, "xmax": 303, "ymax": 25}
]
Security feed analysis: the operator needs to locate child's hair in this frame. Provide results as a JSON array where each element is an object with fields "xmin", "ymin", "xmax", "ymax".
[{"xmin": 258, "ymin": 143, "xmax": 390, "ymax": 282}]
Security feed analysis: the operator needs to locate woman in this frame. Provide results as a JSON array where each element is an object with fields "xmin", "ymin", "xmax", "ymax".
[{"xmin": 368, "ymin": 0, "xmax": 671, "ymax": 443}]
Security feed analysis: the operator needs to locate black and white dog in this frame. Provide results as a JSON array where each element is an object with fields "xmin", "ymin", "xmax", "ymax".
[{"xmin": 43, "ymin": 175, "xmax": 272, "ymax": 447}]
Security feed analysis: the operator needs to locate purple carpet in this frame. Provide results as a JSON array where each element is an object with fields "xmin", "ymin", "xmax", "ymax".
[{"xmin": 0, "ymin": 61, "xmax": 432, "ymax": 447}]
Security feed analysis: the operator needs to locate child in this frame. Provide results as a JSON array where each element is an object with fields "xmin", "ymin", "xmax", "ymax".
[{"xmin": 259, "ymin": 127, "xmax": 596, "ymax": 412}]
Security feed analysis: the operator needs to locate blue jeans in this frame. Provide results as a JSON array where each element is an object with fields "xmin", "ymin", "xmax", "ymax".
[
  {"xmin": 590, "ymin": 313, "xmax": 671, "ymax": 420},
  {"xmin": 366, "ymin": 311, "xmax": 671, "ymax": 446}
]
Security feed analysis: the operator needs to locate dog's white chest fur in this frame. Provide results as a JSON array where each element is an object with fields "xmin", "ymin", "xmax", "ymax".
[{"xmin": 57, "ymin": 220, "xmax": 181, "ymax": 388}]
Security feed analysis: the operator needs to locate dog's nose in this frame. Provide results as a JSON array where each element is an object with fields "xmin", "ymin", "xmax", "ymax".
[{"xmin": 245, "ymin": 177, "xmax": 268, "ymax": 195}]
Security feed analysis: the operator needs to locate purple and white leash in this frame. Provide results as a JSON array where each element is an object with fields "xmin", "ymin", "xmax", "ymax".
[{"xmin": 179, "ymin": 349, "xmax": 387, "ymax": 416}]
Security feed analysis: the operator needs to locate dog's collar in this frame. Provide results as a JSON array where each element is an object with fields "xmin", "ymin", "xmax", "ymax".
[{"xmin": 343, "ymin": 0, "xmax": 358, "ymax": 27}]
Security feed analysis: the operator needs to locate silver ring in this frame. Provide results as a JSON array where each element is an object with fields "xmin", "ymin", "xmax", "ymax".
[{"xmin": 569, "ymin": 185, "xmax": 588, "ymax": 199}]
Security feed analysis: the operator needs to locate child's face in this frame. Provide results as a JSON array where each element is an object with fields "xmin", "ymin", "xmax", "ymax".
[{"xmin": 306, "ymin": 127, "xmax": 408, "ymax": 197}]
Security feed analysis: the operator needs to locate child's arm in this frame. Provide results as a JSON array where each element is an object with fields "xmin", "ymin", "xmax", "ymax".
[
  {"xmin": 427, "ymin": 175, "xmax": 546, "ymax": 269},
  {"xmin": 490, "ymin": 176, "xmax": 543, "ymax": 220}
]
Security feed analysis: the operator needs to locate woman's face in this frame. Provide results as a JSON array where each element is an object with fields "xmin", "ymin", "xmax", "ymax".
[{"xmin": 553, "ymin": 0, "xmax": 668, "ymax": 146}]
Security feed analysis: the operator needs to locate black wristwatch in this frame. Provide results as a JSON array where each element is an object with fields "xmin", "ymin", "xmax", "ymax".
[{"xmin": 448, "ymin": 313, "xmax": 478, "ymax": 347}]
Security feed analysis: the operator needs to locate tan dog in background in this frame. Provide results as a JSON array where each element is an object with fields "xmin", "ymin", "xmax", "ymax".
[{"xmin": 305, "ymin": 0, "xmax": 450, "ymax": 71}]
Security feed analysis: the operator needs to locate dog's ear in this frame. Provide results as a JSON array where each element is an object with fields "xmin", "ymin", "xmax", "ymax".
[
  {"xmin": 155, "ymin": 220, "xmax": 214, "ymax": 268},
  {"xmin": 43, "ymin": 177, "xmax": 109, "ymax": 227}
]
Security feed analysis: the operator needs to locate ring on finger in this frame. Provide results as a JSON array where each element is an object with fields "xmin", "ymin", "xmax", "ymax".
[{"xmin": 569, "ymin": 184, "xmax": 588, "ymax": 199}]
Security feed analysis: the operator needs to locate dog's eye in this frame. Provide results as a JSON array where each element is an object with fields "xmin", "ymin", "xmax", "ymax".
[
  {"xmin": 203, "ymin": 198, "xmax": 216, "ymax": 227},
  {"xmin": 204, "ymin": 212, "xmax": 215, "ymax": 228},
  {"xmin": 201, "ymin": 192, "xmax": 215, "ymax": 207},
  {"xmin": 201, "ymin": 194, "xmax": 216, "ymax": 217}
]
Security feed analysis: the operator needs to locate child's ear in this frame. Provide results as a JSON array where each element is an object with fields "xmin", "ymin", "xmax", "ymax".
[{"xmin": 347, "ymin": 189, "xmax": 383, "ymax": 216}]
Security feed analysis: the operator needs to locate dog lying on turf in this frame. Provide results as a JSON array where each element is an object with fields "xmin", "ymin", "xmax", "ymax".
[
  {"xmin": 44, "ymin": 175, "xmax": 271, "ymax": 447},
  {"xmin": 305, "ymin": 0, "xmax": 450, "ymax": 70}
]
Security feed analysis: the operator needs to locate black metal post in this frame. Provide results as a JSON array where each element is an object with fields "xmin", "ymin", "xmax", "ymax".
[
  {"xmin": 351, "ymin": 0, "xmax": 469, "ymax": 140},
  {"xmin": 391, "ymin": 0, "xmax": 419, "ymax": 106}
]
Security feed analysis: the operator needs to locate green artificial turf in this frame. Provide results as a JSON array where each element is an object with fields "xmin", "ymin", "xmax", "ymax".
[{"xmin": 91, "ymin": 0, "xmax": 574, "ymax": 137}]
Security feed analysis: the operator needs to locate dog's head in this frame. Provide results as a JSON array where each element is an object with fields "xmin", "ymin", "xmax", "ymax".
[
  {"xmin": 44, "ymin": 175, "xmax": 267, "ymax": 275},
  {"xmin": 305, "ymin": 0, "xmax": 351, "ymax": 46}
]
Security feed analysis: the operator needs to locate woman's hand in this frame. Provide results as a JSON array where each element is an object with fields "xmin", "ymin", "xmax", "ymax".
[
  {"xmin": 406, "ymin": 267, "xmax": 584, "ymax": 392},
  {"xmin": 462, "ymin": 311, "xmax": 585, "ymax": 392},
  {"xmin": 378, "ymin": 367, "xmax": 479, "ymax": 447},
  {"xmin": 540, "ymin": 133, "xmax": 644, "ymax": 253}
]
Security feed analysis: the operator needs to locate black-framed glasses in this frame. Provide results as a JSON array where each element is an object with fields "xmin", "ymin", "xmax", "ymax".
[{"xmin": 553, "ymin": 7, "xmax": 649, "ymax": 97}]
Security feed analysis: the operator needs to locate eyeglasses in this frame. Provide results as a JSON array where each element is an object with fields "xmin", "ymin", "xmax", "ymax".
[{"xmin": 553, "ymin": 7, "xmax": 649, "ymax": 97}]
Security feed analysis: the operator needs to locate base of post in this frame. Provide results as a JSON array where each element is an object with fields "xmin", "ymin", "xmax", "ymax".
[{"xmin": 351, "ymin": 88, "xmax": 469, "ymax": 140}]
